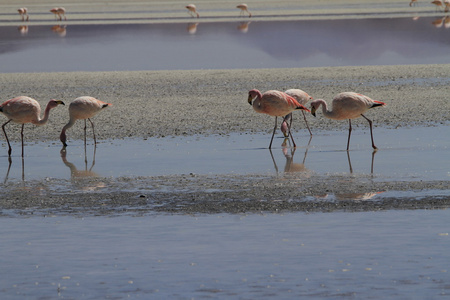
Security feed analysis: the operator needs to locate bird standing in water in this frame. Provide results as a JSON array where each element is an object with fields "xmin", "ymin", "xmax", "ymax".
[
  {"xmin": 248, "ymin": 89, "xmax": 310, "ymax": 149},
  {"xmin": 18, "ymin": 8, "xmax": 29, "ymax": 21},
  {"xmin": 60, "ymin": 96, "xmax": 111, "ymax": 147},
  {"xmin": 281, "ymin": 89, "xmax": 313, "ymax": 138},
  {"xmin": 186, "ymin": 4, "xmax": 199, "ymax": 18},
  {"xmin": 0, "ymin": 96, "xmax": 64, "ymax": 156},
  {"xmin": 310, "ymin": 92, "xmax": 385, "ymax": 151},
  {"xmin": 237, "ymin": 4, "xmax": 252, "ymax": 17}
]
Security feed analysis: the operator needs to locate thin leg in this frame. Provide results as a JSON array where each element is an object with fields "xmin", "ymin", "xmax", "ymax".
[
  {"xmin": 2, "ymin": 120, "xmax": 12, "ymax": 156},
  {"xmin": 88, "ymin": 118, "xmax": 96, "ymax": 145},
  {"xmin": 346, "ymin": 119, "xmax": 352, "ymax": 151},
  {"xmin": 269, "ymin": 117, "xmax": 277, "ymax": 149},
  {"xmin": 361, "ymin": 114, "xmax": 377, "ymax": 150},
  {"xmin": 21, "ymin": 124, "xmax": 25, "ymax": 157},
  {"xmin": 347, "ymin": 151, "xmax": 353, "ymax": 173},
  {"xmin": 269, "ymin": 148, "xmax": 279, "ymax": 174},
  {"xmin": 302, "ymin": 111, "xmax": 312, "ymax": 136},
  {"xmin": 84, "ymin": 119, "xmax": 87, "ymax": 145}
]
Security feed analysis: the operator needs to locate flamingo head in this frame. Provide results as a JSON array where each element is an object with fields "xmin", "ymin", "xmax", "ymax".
[
  {"xmin": 248, "ymin": 89, "xmax": 260, "ymax": 105},
  {"xmin": 310, "ymin": 100, "xmax": 321, "ymax": 117},
  {"xmin": 48, "ymin": 99, "xmax": 65, "ymax": 109}
]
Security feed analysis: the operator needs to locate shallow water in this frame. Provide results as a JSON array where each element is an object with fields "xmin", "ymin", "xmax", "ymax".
[
  {"xmin": 1, "ymin": 211, "xmax": 449, "ymax": 299},
  {"xmin": 1, "ymin": 126, "xmax": 448, "ymax": 184},
  {"xmin": 1, "ymin": 17, "xmax": 450, "ymax": 72}
]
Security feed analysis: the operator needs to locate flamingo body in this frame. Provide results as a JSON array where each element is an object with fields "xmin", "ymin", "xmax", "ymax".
[
  {"xmin": 248, "ymin": 89, "xmax": 310, "ymax": 148},
  {"xmin": 18, "ymin": 7, "xmax": 29, "ymax": 21},
  {"xmin": 310, "ymin": 92, "xmax": 385, "ymax": 150},
  {"xmin": 237, "ymin": 4, "xmax": 252, "ymax": 17},
  {"xmin": 0, "ymin": 96, "xmax": 64, "ymax": 156},
  {"xmin": 281, "ymin": 89, "xmax": 313, "ymax": 137},
  {"xmin": 186, "ymin": 4, "xmax": 199, "ymax": 18},
  {"xmin": 60, "ymin": 96, "xmax": 111, "ymax": 147}
]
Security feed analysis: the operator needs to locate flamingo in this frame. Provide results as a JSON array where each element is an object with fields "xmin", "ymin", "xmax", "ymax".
[
  {"xmin": 409, "ymin": 0, "xmax": 418, "ymax": 6},
  {"xmin": 445, "ymin": 0, "xmax": 450, "ymax": 12},
  {"xmin": 186, "ymin": 4, "xmax": 199, "ymax": 18},
  {"xmin": 50, "ymin": 7, "xmax": 59, "ymax": 20},
  {"xmin": 248, "ymin": 89, "xmax": 310, "ymax": 149},
  {"xmin": 310, "ymin": 92, "xmax": 385, "ymax": 151},
  {"xmin": 0, "ymin": 96, "xmax": 65, "ymax": 156},
  {"xmin": 18, "ymin": 7, "xmax": 29, "ymax": 21},
  {"xmin": 57, "ymin": 7, "xmax": 67, "ymax": 21},
  {"xmin": 60, "ymin": 96, "xmax": 111, "ymax": 147},
  {"xmin": 280, "ymin": 89, "xmax": 313, "ymax": 138},
  {"xmin": 431, "ymin": 0, "xmax": 444, "ymax": 11},
  {"xmin": 237, "ymin": 4, "xmax": 252, "ymax": 17}
]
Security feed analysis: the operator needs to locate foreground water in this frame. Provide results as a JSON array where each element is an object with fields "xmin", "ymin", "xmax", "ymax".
[{"xmin": 1, "ymin": 210, "xmax": 449, "ymax": 299}]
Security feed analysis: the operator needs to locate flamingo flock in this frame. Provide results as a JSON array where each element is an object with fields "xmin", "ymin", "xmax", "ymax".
[{"xmin": 248, "ymin": 89, "xmax": 386, "ymax": 151}]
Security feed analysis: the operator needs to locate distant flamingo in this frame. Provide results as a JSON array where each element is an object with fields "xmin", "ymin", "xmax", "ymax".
[
  {"xmin": 281, "ymin": 89, "xmax": 313, "ymax": 138},
  {"xmin": 445, "ymin": 0, "xmax": 450, "ymax": 11},
  {"xmin": 50, "ymin": 7, "xmax": 66, "ymax": 21},
  {"xmin": 186, "ymin": 4, "xmax": 199, "ymax": 18},
  {"xmin": 60, "ymin": 96, "xmax": 111, "ymax": 147},
  {"xmin": 18, "ymin": 7, "xmax": 29, "ymax": 21},
  {"xmin": 310, "ymin": 92, "xmax": 385, "ymax": 151},
  {"xmin": 409, "ymin": 0, "xmax": 418, "ymax": 6},
  {"xmin": 248, "ymin": 89, "xmax": 310, "ymax": 149},
  {"xmin": 431, "ymin": 0, "xmax": 444, "ymax": 10},
  {"xmin": 0, "ymin": 96, "xmax": 64, "ymax": 156},
  {"xmin": 237, "ymin": 4, "xmax": 252, "ymax": 17}
]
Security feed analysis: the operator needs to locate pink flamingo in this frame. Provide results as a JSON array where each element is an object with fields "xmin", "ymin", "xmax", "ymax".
[
  {"xmin": 237, "ymin": 4, "xmax": 252, "ymax": 17},
  {"xmin": 60, "ymin": 96, "xmax": 111, "ymax": 147},
  {"xmin": 280, "ymin": 89, "xmax": 313, "ymax": 138},
  {"xmin": 18, "ymin": 7, "xmax": 29, "ymax": 21},
  {"xmin": 57, "ymin": 7, "xmax": 67, "ymax": 21},
  {"xmin": 431, "ymin": 0, "xmax": 444, "ymax": 10},
  {"xmin": 248, "ymin": 89, "xmax": 310, "ymax": 149},
  {"xmin": 310, "ymin": 92, "xmax": 385, "ymax": 151},
  {"xmin": 445, "ymin": 0, "xmax": 450, "ymax": 12},
  {"xmin": 409, "ymin": 0, "xmax": 418, "ymax": 6},
  {"xmin": 50, "ymin": 7, "xmax": 59, "ymax": 20},
  {"xmin": 186, "ymin": 4, "xmax": 199, "ymax": 18},
  {"xmin": 0, "ymin": 96, "xmax": 64, "ymax": 156}
]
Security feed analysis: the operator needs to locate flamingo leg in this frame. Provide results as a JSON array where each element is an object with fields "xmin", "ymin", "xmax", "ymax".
[
  {"xmin": 269, "ymin": 117, "xmax": 278, "ymax": 149},
  {"xmin": 302, "ymin": 110, "xmax": 312, "ymax": 136},
  {"xmin": 361, "ymin": 114, "xmax": 377, "ymax": 150},
  {"xmin": 21, "ymin": 124, "xmax": 25, "ymax": 157},
  {"xmin": 84, "ymin": 119, "xmax": 87, "ymax": 145},
  {"xmin": 2, "ymin": 120, "xmax": 12, "ymax": 156},
  {"xmin": 347, "ymin": 119, "xmax": 352, "ymax": 151},
  {"xmin": 88, "ymin": 118, "xmax": 96, "ymax": 145},
  {"xmin": 286, "ymin": 121, "xmax": 296, "ymax": 148}
]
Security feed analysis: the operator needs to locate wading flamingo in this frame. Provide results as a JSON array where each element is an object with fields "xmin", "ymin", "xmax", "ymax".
[
  {"xmin": 431, "ymin": 0, "xmax": 444, "ymax": 10},
  {"xmin": 18, "ymin": 8, "xmax": 29, "ymax": 21},
  {"xmin": 186, "ymin": 4, "xmax": 199, "ymax": 18},
  {"xmin": 248, "ymin": 89, "xmax": 310, "ymax": 149},
  {"xmin": 310, "ymin": 92, "xmax": 385, "ymax": 151},
  {"xmin": 445, "ymin": 0, "xmax": 450, "ymax": 12},
  {"xmin": 237, "ymin": 4, "xmax": 252, "ymax": 17},
  {"xmin": 50, "ymin": 7, "xmax": 66, "ymax": 21},
  {"xmin": 60, "ymin": 96, "xmax": 111, "ymax": 147},
  {"xmin": 409, "ymin": 0, "xmax": 418, "ymax": 6},
  {"xmin": 0, "ymin": 96, "xmax": 64, "ymax": 156},
  {"xmin": 281, "ymin": 89, "xmax": 313, "ymax": 138},
  {"xmin": 50, "ymin": 7, "xmax": 59, "ymax": 19}
]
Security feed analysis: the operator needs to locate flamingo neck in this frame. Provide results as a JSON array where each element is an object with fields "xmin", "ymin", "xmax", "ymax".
[
  {"xmin": 316, "ymin": 99, "xmax": 334, "ymax": 118},
  {"xmin": 33, "ymin": 102, "xmax": 54, "ymax": 125}
]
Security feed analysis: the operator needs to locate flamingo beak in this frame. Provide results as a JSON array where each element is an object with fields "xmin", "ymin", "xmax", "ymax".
[
  {"xmin": 55, "ymin": 100, "xmax": 65, "ymax": 105},
  {"xmin": 247, "ymin": 95, "xmax": 253, "ymax": 105},
  {"xmin": 311, "ymin": 106, "xmax": 316, "ymax": 117}
]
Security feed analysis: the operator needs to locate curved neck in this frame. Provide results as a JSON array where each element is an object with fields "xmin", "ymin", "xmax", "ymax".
[
  {"xmin": 316, "ymin": 99, "xmax": 333, "ymax": 118},
  {"xmin": 34, "ymin": 102, "xmax": 54, "ymax": 125},
  {"xmin": 251, "ymin": 91, "xmax": 263, "ymax": 112}
]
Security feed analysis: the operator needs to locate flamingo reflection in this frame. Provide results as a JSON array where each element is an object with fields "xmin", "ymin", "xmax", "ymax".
[
  {"xmin": 60, "ymin": 147, "xmax": 106, "ymax": 191},
  {"xmin": 3, "ymin": 157, "xmax": 24, "ymax": 183},
  {"xmin": 270, "ymin": 137, "xmax": 312, "ymax": 175},
  {"xmin": 432, "ymin": 16, "xmax": 445, "ymax": 27},
  {"xmin": 51, "ymin": 25, "xmax": 67, "ymax": 37},
  {"xmin": 187, "ymin": 23, "xmax": 199, "ymax": 34},
  {"xmin": 237, "ymin": 21, "xmax": 251, "ymax": 33},
  {"xmin": 18, "ymin": 26, "xmax": 28, "ymax": 36},
  {"xmin": 346, "ymin": 150, "xmax": 377, "ymax": 174}
]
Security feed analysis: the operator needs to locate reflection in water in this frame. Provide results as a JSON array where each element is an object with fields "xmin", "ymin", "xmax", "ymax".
[
  {"xmin": 334, "ymin": 191, "xmax": 384, "ymax": 201},
  {"xmin": 3, "ymin": 157, "xmax": 24, "ymax": 183},
  {"xmin": 187, "ymin": 23, "xmax": 199, "ymax": 34},
  {"xmin": 18, "ymin": 26, "xmax": 28, "ymax": 36},
  {"xmin": 347, "ymin": 150, "xmax": 377, "ymax": 174},
  {"xmin": 237, "ymin": 21, "xmax": 251, "ymax": 33},
  {"xmin": 51, "ymin": 25, "xmax": 67, "ymax": 37},
  {"xmin": 60, "ymin": 146, "xmax": 106, "ymax": 191},
  {"xmin": 270, "ymin": 137, "xmax": 312, "ymax": 176},
  {"xmin": 432, "ymin": 16, "xmax": 450, "ymax": 28}
]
